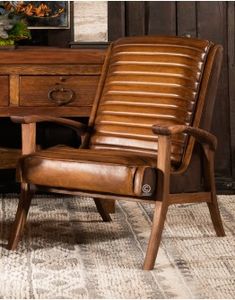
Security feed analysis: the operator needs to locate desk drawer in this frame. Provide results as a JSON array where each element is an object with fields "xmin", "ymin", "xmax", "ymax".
[
  {"xmin": 20, "ymin": 75, "xmax": 99, "ymax": 107},
  {"xmin": 0, "ymin": 76, "xmax": 9, "ymax": 106}
]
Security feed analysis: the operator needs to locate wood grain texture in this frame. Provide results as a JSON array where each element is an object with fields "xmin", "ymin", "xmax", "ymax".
[
  {"xmin": 0, "ymin": 76, "xmax": 9, "ymax": 106},
  {"xmin": 20, "ymin": 76, "xmax": 99, "ymax": 107},
  {"xmin": 0, "ymin": 148, "xmax": 21, "ymax": 169},
  {"xmin": 125, "ymin": 1, "xmax": 146, "ymax": 36},
  {"xmin": 152, "ymin": 125, "xmax": 217, "ymax": 151},
  {"xmin": 177, "ymin": 2, "xmax": 197, "ymax": 37},
  {"xmin": 8, "ymin": 183, "xmax": 33, "ymax": 250},
  {"xmin": 197, "ymin": 2, "xmax": 231, "ymax": 180},
  {"xmin": 203, "ymin": 146, "xmax": 226, "ymax": 236},
  {"xmin": 108, "ymin": 1, "xmax": 126, "ymax": 41},
  {"xmin": 0, "ymin": 47, "xmax": 106, "ymax": 64},
  {"xmin": 0, "ymin": 65, "xmax": 103, "ymax": 75},
  {"xmin": 147, "ymin": 1, "xmax": 176, "ymax": 35},
  {"xmin": 11, "ymin": 115, "xmax": 87, "ymax": 136},
  {"xmin": 143, "ymin": 135, "xmax": 171, "ymax": 270},
  {"xmin": 94, "ymin": 199, "xmax": 112, "ymax": 221},
  {"xmin": 0, "ymin": 47, "xmax": 105, "ymax": 169},
  {"xmin": 0, "ymin": 106, "xmax": 93, "ymax": 117},
  {"xmin": 21, "ymin": 123, "xmax": 36, "ymax": 155},
  {"xmin": 100, "ymin": 200, "xmax": 115, "ymax": 214},
  {"xmin": 169, "ymin": 192, "xmax": 211, "ymax": 205},
  {"xmin": 9, "ymin": 75, "xmax": 20, "ymax": 106}
]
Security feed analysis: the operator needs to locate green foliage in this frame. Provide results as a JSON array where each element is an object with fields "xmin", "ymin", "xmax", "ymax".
[
  {"xmin": 0, "ymin": 38, "xmax": 14, "ymax": 45},
  {"xmin": 8, "ymin": 19, "xmax": 31, "ymax": 41},
  {"xmin": 0, "ymin": 11, "xmax": 31, "ymax": 46}
]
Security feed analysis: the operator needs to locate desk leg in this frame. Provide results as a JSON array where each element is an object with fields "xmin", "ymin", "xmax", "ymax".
[{"xmin": 21, "ymin": 123, "xmax": 36, "ymax": 155}]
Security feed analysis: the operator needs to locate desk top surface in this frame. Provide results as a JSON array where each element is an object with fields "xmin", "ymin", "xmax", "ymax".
[{"xmin": 0, "ymin": 46, "xmax": 106, "ymax": 64}]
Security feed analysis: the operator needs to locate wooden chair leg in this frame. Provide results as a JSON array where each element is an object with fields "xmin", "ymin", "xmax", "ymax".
[
  {"xmin": 143, "ymin": 135, "xmax": 171, "ymax": 270},
  {"xmin": 143, "ymin": 201, "xmax": 168, "ymax": 270},
  {"xmin": 94, "ymin": 199, "xmax": 112, "ymax": 222},
  {"xmin": 207, "ymin": 174, "xmax": 225, "ymax": 236},
  {"xmin": 102, "ymin": 200, "xmax": 115, "ymax": 214},
  {"xmin": 203, "ymin": 147, "xmax": 225, "ymax": 237},
  {"xmin": 207, "ymin": 199, "xmax": 225, "ymax": 237},
  {"xmin": 8, "ymin": 183, "xmax": 33, "ymax": 250}
]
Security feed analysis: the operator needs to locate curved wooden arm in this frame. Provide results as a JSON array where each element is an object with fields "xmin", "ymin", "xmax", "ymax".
[
  {"xmin": 152, "ymin": 124, "xmax": 217, "ymax": 151},
  {"xmin": 10, "ymin": 115, "xmax": 88, "ymax": 135}
]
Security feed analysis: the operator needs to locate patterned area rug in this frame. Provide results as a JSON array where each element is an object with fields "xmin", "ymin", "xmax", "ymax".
[{"xmin": 0, "ymin": 194, "xmax": 234, "ymax": 299}]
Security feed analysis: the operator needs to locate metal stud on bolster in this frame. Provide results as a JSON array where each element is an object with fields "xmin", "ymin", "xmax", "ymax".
[{"xmin": 142, "ymin": 184, "xmax": 152, "ymax": 196}]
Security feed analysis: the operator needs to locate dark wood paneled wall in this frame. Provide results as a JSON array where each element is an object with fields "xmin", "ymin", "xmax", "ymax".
[{"xmin": 108, "ymin": 1, "xmax": 235, "ymax": 192}]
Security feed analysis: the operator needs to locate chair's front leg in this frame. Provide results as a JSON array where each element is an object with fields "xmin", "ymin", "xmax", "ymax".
[
  {"xmin": 143, "ymin": 135, "xmax": 171, "ymax": 270},
  {"xmin": 143, "ymin": 200, "xmax": 169, "ymax": 270},
  {"xmin": 8, "ymin": 122, "xmax": 36, "ymax": 250},
  {"xmin": 8, "ymin": 183, "xmax": 33, "ymax": 250}
]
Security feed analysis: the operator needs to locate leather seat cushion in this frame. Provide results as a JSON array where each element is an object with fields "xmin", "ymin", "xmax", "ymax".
[{"xmin": 19, "ymin": 146, "xmax": 157, "ymax": 197}]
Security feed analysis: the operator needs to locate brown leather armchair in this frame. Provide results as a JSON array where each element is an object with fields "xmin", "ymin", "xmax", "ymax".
[{"xmin": 8, "ymin": 36, "xmax": 225, "ymax": 270}]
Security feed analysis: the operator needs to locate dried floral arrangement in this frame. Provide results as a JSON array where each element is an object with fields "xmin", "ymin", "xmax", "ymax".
[
  {"xmin": 4, "ymin": 1, "xmax": 65, "ymax": 18},
  {"xmin": 0, "ymin": 2, "xmax": 31, "ymax": 46}
]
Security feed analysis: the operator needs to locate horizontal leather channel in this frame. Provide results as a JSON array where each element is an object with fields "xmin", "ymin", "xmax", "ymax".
[{"xmin": 90, "ymin": 36, "xmax": 211, "ymax": 167}]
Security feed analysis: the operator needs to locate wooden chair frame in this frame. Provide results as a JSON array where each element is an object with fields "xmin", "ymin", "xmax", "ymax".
[{"xmin": 8, "ymin": 116, "xmax": 225, "ymax": 270}]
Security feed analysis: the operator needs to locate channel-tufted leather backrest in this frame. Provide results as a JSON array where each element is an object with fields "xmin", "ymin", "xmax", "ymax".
[{"xmin": 87, "ymin": 36, "xmax": 222, "ymax": 167}]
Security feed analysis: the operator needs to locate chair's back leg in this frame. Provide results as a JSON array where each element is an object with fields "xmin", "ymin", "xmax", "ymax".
[
  {"xmin": 8, "ymin": 183, "xmax": 33, "ymax": 250},
  {"xmin": 203, "ymin": 146, "xmax": 225, "ymax": 237},
  {"xmin": 94, "ymin": 199, "xmax": 112, "ymax": 222},
  {"xmin": 100, "ymin": 199, "xmax": 115, "ymax": 214},
  {"xmin": 207, "ymin": 201, "xmax": 225, "ymax": 237}
]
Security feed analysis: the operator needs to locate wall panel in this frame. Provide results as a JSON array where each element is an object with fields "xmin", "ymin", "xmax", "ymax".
[
  {"xmin": 147, "ymin": 1, "xmax": 177, "ymax": 35},
  {"xmin": 177, "ymin": 2, "xmax": 197, "ymax": 37},
  {"xmin": 197, "ymin": 2, "xmax": 231, "ymax": 183},
  {"xmin": 126, "ymin": 2, "xmax": 146, "ymax": 36}
]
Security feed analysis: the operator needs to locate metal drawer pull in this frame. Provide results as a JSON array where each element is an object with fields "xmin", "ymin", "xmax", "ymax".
[{"xmin": 48, "ymin": 86, "xmax": 75, "ymax": 106}]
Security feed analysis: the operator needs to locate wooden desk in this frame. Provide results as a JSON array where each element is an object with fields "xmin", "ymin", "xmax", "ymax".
[{"xmin": 0, "ymin": 46, "xmax": 106, "ymax": 169}]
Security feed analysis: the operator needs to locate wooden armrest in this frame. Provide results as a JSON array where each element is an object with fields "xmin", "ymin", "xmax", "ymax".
[
  {"xmin": 10, "ymin": 115, "xmax": 88, "ymax": 135},
  {"xmin": 152, "ymin": 124, "xmax": 217, "ymax": 151}
]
